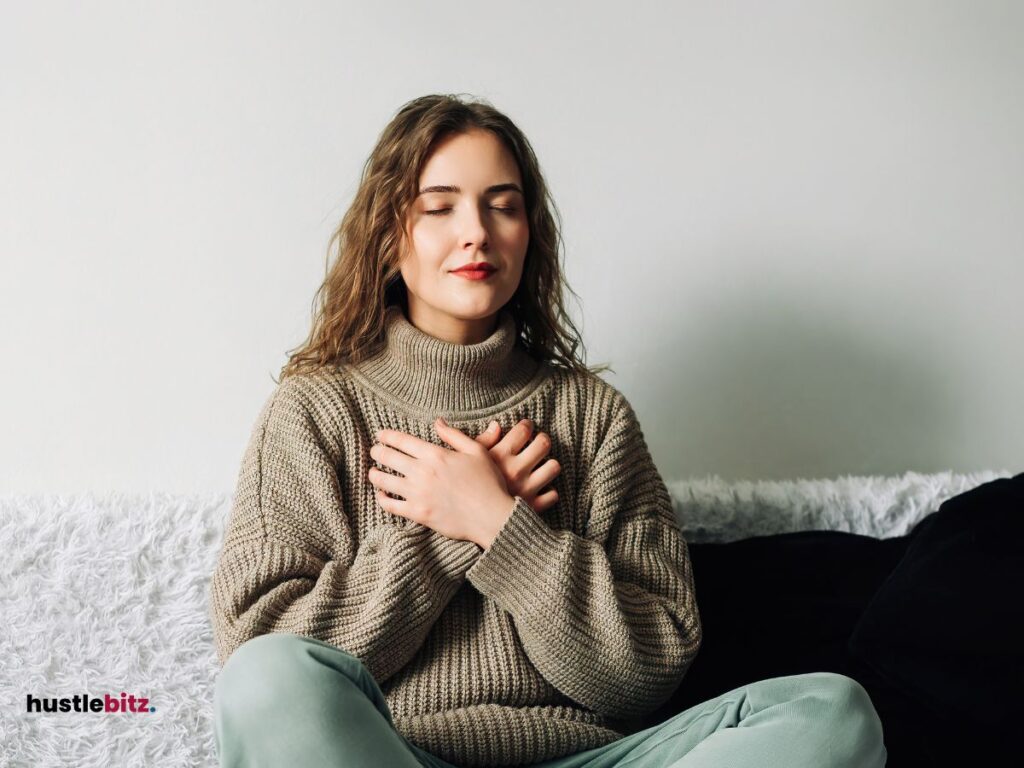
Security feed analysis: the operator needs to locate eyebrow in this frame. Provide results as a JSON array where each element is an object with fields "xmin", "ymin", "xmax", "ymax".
[{"xmin": 417, "ymin": 183, "xmax": 523, "ymax": 197}]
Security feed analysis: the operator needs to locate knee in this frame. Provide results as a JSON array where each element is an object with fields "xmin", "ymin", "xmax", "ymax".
[
  {"xmin": 813, "ymin": 672, "xmax": 877, "ymax": 717},
  {"xmin": 216, "ymin": 633, "xmax": 305, "ymax": 716},
  {"xmin": 809, "ymin": 673, "xmax": 886, "ymax": 761},
  {"xmin": 216, "ymin": 632, "xmax": 362, "ymax": 724}
]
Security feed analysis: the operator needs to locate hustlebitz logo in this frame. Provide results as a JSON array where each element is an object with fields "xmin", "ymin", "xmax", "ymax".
[{"xmin": 26, "ymin": 692, "xmax": 155, "ymax": 714}]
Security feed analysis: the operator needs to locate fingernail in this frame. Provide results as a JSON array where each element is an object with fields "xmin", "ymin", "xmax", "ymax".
[{"xmin": 489, "ymin": 421, "xmax": 498, "ymax": 430}]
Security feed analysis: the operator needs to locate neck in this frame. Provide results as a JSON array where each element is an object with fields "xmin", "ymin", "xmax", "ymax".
[
  {"xmin": 347, "ymin": 304, "xmax": 542, "ymax": 416},
  {"xmin": 405, "ymin": 304, "xmax": 501, "ymax": 345}
]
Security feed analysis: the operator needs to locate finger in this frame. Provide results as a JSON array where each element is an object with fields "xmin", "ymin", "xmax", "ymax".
[
  {"xmin": 532, "ymin": 488, "xmax": 559, "ymax": 511},
  {"xmin": 510, "ymin": 430, "xmax": 553, "ymax": 475},
  {"xmin": 377, "ymin": 428, "xmax": 436, "ymax": 460},
  {"xmin": 520, "ymin": 458, "xmax": 561, "ymax": 496},
  {"xmin": 475, "ymin": 425, "xmax": 501, "ymax": 449},
  {"xmin": 373, "ymin": 487, "xmax": 414, "ymax": 521},
  {"xmin": 434, "ymin": 417, "xmax": 481, "ymax": 453},
  {"xmin": 495, "ymin": 419, "xmax": 534, "ymax": 456},
  {"xmin": 367, "ymin": 466, "xmax": 408, "ymax": 498},
  {"xmin": 370, "ymin": 442, "xmax": 416, "ymax": 477},
  {"xmin": 534, "ymin": 457, "xmax": 562, "ymax": 485}
]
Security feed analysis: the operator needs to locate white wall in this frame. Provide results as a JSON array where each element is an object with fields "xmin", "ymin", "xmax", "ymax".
[{"xmin": 2, "ymin": 1, "xmax": 1020, "ymax": 493}]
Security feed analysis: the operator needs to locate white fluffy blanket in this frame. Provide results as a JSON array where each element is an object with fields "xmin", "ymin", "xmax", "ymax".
[{"xmin": 0, "ymin": 469, "xmax": 1010, "ymax": 766}]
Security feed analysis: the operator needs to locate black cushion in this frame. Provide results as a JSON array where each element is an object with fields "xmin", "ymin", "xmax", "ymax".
[
  {"xmin": 642, "ymin": 471, "xmax": 1024, "ymax": 767},
  {"xmin": 649, "ymin": 528, "xmax": 907, "ymax": 715},
  {"xmin": 845, "ymin": 471, "xmax": 1024, "ymax": 764}
]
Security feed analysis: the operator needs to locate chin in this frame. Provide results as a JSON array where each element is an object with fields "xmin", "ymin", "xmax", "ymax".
[
  {"xmin": 448, "ymin": 307, "xmax": 501, "ymax": 322},
  {"xmin": 445, "ymin": 297, "xmax": 509, "ymax": 319}
]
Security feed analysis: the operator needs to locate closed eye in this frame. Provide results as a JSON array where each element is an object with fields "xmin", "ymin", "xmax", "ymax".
[{"xmin": 425, "ymin": 207, "xmax": 518, "ymax": 216}]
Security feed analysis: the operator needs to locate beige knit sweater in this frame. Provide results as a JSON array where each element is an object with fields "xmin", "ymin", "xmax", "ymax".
[{"xmin": 208, "ymin": 304, "xmax": 702, "ymax": 767}]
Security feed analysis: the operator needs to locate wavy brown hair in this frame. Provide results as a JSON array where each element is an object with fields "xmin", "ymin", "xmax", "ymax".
[{"xmin": 275, "ymin": 93, "xmax": 612, "ymax": 384}]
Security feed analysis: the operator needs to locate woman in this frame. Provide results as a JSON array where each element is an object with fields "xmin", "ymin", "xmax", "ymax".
[{"xmin": 208, "ymin": 93, "xmax": 888, "ymax": 767}]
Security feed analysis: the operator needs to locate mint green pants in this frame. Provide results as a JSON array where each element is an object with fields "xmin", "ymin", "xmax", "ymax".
[{"xmin": 214, "ymin": 632, "xmax": 886, "ymax": 767}]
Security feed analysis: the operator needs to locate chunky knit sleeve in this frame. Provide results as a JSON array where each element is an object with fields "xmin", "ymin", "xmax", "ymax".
[
  {"xmin": 207, "ymin": 379, "xmax": 482, "ymax": 682},
  {"xmin": 465, "ymin": 388, "xmax": 702, "ymax": 721}
]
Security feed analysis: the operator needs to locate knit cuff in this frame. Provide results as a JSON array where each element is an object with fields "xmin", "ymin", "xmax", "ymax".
[
  {"xmin": 423, "ymin": 527, "xmax": 485, "ymax": 579},
  {"xmin": 466, "ymin": 496, "xmax": 564, "ymax": 607}
]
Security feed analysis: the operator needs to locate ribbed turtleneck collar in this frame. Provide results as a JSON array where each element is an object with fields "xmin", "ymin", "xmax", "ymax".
[{"xmin": 346, "ymin": 304, "xmax": 544, "ymax": 417}]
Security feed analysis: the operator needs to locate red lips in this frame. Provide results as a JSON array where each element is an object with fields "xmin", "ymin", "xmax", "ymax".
[{"xmin": 452, "ymin": 262, "xmax": 496, "ymax": 272}]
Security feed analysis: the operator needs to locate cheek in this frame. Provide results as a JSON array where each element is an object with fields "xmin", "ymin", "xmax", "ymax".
[
  {"xmin": 505, "ymin": 233, "xmax": 530, "ymax": 274},
  {"xmin": 502, "ymin": 218, "xmax": 530, "ymax": 249},
  {"xmin": 410, "ymin": 223, "xmax": 449, "ymax": 257},
  {"xmin": 506, "ymin": 260, "xmax": 527, "ymax": 287},
  {"xmin": 400, "ymin": 231, "xmax": 448, "ymax": 283}
]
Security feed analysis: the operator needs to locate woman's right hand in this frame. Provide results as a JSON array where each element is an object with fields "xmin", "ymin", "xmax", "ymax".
[{"xmin": 475, "ymin": 419, "xmax": 561, "ymax": 513}]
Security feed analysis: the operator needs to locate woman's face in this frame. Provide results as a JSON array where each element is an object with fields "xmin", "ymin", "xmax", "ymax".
[{"xmin": 399, "ymin": 128, "xmax": 529, "ymax": 345}]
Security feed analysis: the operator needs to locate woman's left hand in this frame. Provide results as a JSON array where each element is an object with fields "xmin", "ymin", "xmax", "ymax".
[{"xmin": 368, "ymin": 417, "xmax": 516, "ymax": 550}]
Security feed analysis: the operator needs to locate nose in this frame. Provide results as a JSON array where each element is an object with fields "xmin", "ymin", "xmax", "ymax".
[{"xmin": 458, "ymin": 204, "xmax": 489, "ymax": 251}]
